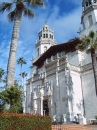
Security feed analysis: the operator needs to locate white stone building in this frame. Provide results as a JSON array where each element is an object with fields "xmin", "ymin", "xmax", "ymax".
[{"xmin": 26, "ymin": 0, "xmax": 97, "ymax": 123}]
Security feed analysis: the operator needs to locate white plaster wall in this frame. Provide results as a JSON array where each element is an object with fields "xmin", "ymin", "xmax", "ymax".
[
  {"xmin": 26, "ymin": 86, "xmax": 31, "ymax": 113},
  {"xmin": 70, "ymin": 71, "xmax": 83, "ymax": 115},
  {"xmin": 81, "ymin": 51, "xmax": 92, "ymax": 65},
  {"xmin": 94, "ymin": 10, "xmax": 97, "ymax": 22},
  {"xmin": 58, "ymin": 71, "xmax": 67, "ymax": 115},
  {"xmin": 35, "ymin": 42, "xmax": 53, "ymax": 58},
  {"xmin": 40, "ymin": 43, "xmax": 51, "ymax": 55},
  {"xmin": 83, "ymin": 11, "xmax": 96, "ymax": 29},
  {"xmin": 68, "ymin": 51, "xmax": 80, "ymax": 66},
  {"xmin": 80, "ymin": 22, "xmax": 97, "ymax": 37},
  {"xmin": 82, "ymin": 70, "xmax": 97, "ymax": 120},
  {"xmin": 80, "ymin": 8, "xmax": 97, "ymax": 37}
]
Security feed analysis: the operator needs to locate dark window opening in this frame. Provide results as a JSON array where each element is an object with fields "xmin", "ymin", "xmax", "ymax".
[
  {"xmin": 86, "ymin": 2, "xmax": 88, "ymax": 6},
  {"xmin": 43, "ymin": 34, "xmax": 45, "ymax": 38},
  {"xmin": 46, "ymin": 34, "xmax": 48, "ymax": 38}
]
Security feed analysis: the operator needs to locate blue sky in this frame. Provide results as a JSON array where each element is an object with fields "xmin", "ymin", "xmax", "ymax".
[{"xmin": 0, "ymin": 0, "xmax": 82, "ymax": 85}]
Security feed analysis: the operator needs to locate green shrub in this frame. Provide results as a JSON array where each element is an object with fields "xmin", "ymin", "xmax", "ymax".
[{"xmin": 0, "ymin": 113, "xmax": 51, "ymax": 130}]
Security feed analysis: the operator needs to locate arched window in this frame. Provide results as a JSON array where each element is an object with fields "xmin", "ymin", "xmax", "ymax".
[
  {"xmin": 88, "ymin": 15, "xmax": 93, "ymax": 26},
  {"xmin": 44, "ymin": 46, "xmax": 47, "ymax": 52},
  {"xmin": 46, "ymin": 34, "xmax": 48, "ymax": 38},
  {"xmin": 43, "ymin": 34, "xmax": 45, "ymax": 38},
  {"xmin": 39, "ymin": 35, "xmax": 41, "ymax": 40},
  {"xmin": 94, "ymin": 0, "xmax": 97, "ymax": 3}
]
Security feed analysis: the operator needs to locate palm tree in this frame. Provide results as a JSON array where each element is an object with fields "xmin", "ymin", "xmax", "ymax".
[
  {"xmin": 76, "ymin": 30, "xmax": 97, "ymax": 95},
  {"xmin": 20, "ymin": 71, "xmax": 27, "ymax": 113},
  {"xmin": 17, "ymin": 57, "xmax": 26, "ymax": 85},
  {"xmin": 0, "ymin": 0, "xmax": 44, "ymax": 88},
  {"xmin": 20, "ymin": 71, "xmax": 28, "ymax": 87},
  {"xmin": 0, "ymin": 68, "xmax": 5, "ymax": 81}
]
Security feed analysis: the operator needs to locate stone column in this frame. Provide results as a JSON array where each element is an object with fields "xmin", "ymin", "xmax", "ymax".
[
  {"xmin": 40, "ymin": 96, "xmax": 43, "ymax": 115},
  {"xmin": 56, "ymin": 59, "xmax": 60, "ymax": 119},
  {"xmin": 40, "ymin": 88, "xmax": 44, "ymax": 115},
  {"xmin": 65, "ymin": 67, "xmax": 72, "ymax": 122},
  {"xmin": 33, "ymin": 91, "xmax": 37, "ymax": 114}
]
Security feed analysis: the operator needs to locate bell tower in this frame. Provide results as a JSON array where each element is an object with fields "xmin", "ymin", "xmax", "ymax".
[
  {"xmin": 35, "ymin": 23, "xmax": 56, "ymax": 59},
  {"xmin": 80, "ymin": 0, "xmax": 97, "ymax": 37}
]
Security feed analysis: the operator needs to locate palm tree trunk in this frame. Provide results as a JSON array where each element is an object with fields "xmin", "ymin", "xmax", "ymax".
[
  {"xmin": 7, "ymin": 9, "xmax": 22, "ymax": 88},
  {"xmin": 20, "ymin": 64, "xmax": 22, "ymax": 86},
  {"xmin": 91, "ymin": 49, "xmax": 97, "ymax": 95}
]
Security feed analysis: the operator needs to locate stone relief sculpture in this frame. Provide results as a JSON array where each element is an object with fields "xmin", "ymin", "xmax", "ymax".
[{"xmin": 44, "ymin": 80, "xmax": 53, "ymax": 96}]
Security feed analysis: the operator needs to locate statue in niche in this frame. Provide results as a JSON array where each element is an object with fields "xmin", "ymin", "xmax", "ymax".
[
  {"xmin": 33, "ymin": 91, "xmax": 37, "ymax": 114},
  {"xmin": 44, "ymin": 81, "xmax": 53, "ymax": 96},
  {"xmin": 33, "ymin": 99, "xmax": 37, "ymax": 114},
  {"xmin": 52, "ymin": 115, "xmax": 57, "ymax": 122},
  {"xmin": 61, "ymin": 114, "xmax": 66, "ymax": 123}
]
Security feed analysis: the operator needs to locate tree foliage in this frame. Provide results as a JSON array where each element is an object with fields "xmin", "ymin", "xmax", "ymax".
[
  {"xmin": 76, "ymin": 30, "xmax": 97, "ymax": 52},
  {"xmin": 0, "ymin": 68, "xmax": 5, "ymax": 81},
  {"xmin": 0, "ymin": 86, "xmax": 23, "ymax": 113}
]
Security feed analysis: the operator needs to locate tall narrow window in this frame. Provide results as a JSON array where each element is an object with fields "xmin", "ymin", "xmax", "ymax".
[
  {"xmin": 86, "ymin": 2, "xmax": 88, "ymax": 7},
  {"xmin": 37, "ymin": 48, "xmax": 39, "ymax": 57},
  {"xmin": 43, "ymin": 34, "xmax": 45, "ymax": 38},
  {"xmin": 39, "ymin": 35, "xmax": 41, "ymax": 40},
  {"xmin": 44, "ymin": 46, "xmax": 47, "ymax": 52},
  {"xmin": 46, "ymin": 34, "xmax": 48, "ymax": 38},
  {"xmin": 89, "ymin": 0, "xmax": 91, "ymax": 5},
  {"xmin": 88, "ymin": 15, "xmax": 93, "ymax": 26}
]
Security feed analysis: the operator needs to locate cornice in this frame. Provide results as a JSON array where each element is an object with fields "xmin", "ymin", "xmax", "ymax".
[{"xmin": 82, "ymin": 4, "xmax": 97, "ymax": 16}]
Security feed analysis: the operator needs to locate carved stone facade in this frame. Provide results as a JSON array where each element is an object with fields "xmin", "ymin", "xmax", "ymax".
[{"xmin": 26, "ymin": 1, "xmax": 97, "ymax": 124}]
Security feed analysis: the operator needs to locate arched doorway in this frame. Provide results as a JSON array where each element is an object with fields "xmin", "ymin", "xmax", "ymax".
[{"xmin": 43, "ymin": 99, "xmax": 49, "ymax": 115}]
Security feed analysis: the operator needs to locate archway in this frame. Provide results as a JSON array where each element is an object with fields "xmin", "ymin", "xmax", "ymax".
[{"xmin": 43, "ymin": 99, "xmax": 49, "ymax": 115}]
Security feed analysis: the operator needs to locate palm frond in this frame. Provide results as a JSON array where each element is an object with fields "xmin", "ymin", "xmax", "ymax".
[
  {"xmin": 17, "ymin": 57, "xmax": 27, "ymax": 64},
  {"xmin": 0, "ymin": 2, "xmax": 13, "ymax": 12},
  {"xmin": 23, "ymin": 7, "xmax": 34, "ymax": 18},
  {"xmin": 25, "ymin": 0, "xmax": 44, "ymax": 7},
  {"xmin": 8, "ymin": 10, "xmax": 16, "ymax": 22},
  {"xmin": 89, "ymin": 30, "xmax": 95, "ymax": 39},
  {"xmin": 76, "ymin": 43, "xmax": 86, "ymax": 51}
]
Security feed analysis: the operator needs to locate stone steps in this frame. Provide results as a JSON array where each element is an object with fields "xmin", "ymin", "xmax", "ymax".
[{"xmin": 52, "ymin": 125, "xmax": 92, "ymax": 130}]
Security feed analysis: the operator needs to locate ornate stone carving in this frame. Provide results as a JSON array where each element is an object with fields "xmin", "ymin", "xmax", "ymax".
[
  {"xmin": 81, "ymin": 63, "xmax": 92, "ymax": 72},
  {"xmin": 69, "ymin": 64, "xmax": 80, "ymax": 72},
  {"xmin": 44, "ymin": 81, "xmax": 53, "ymax": 96}
]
